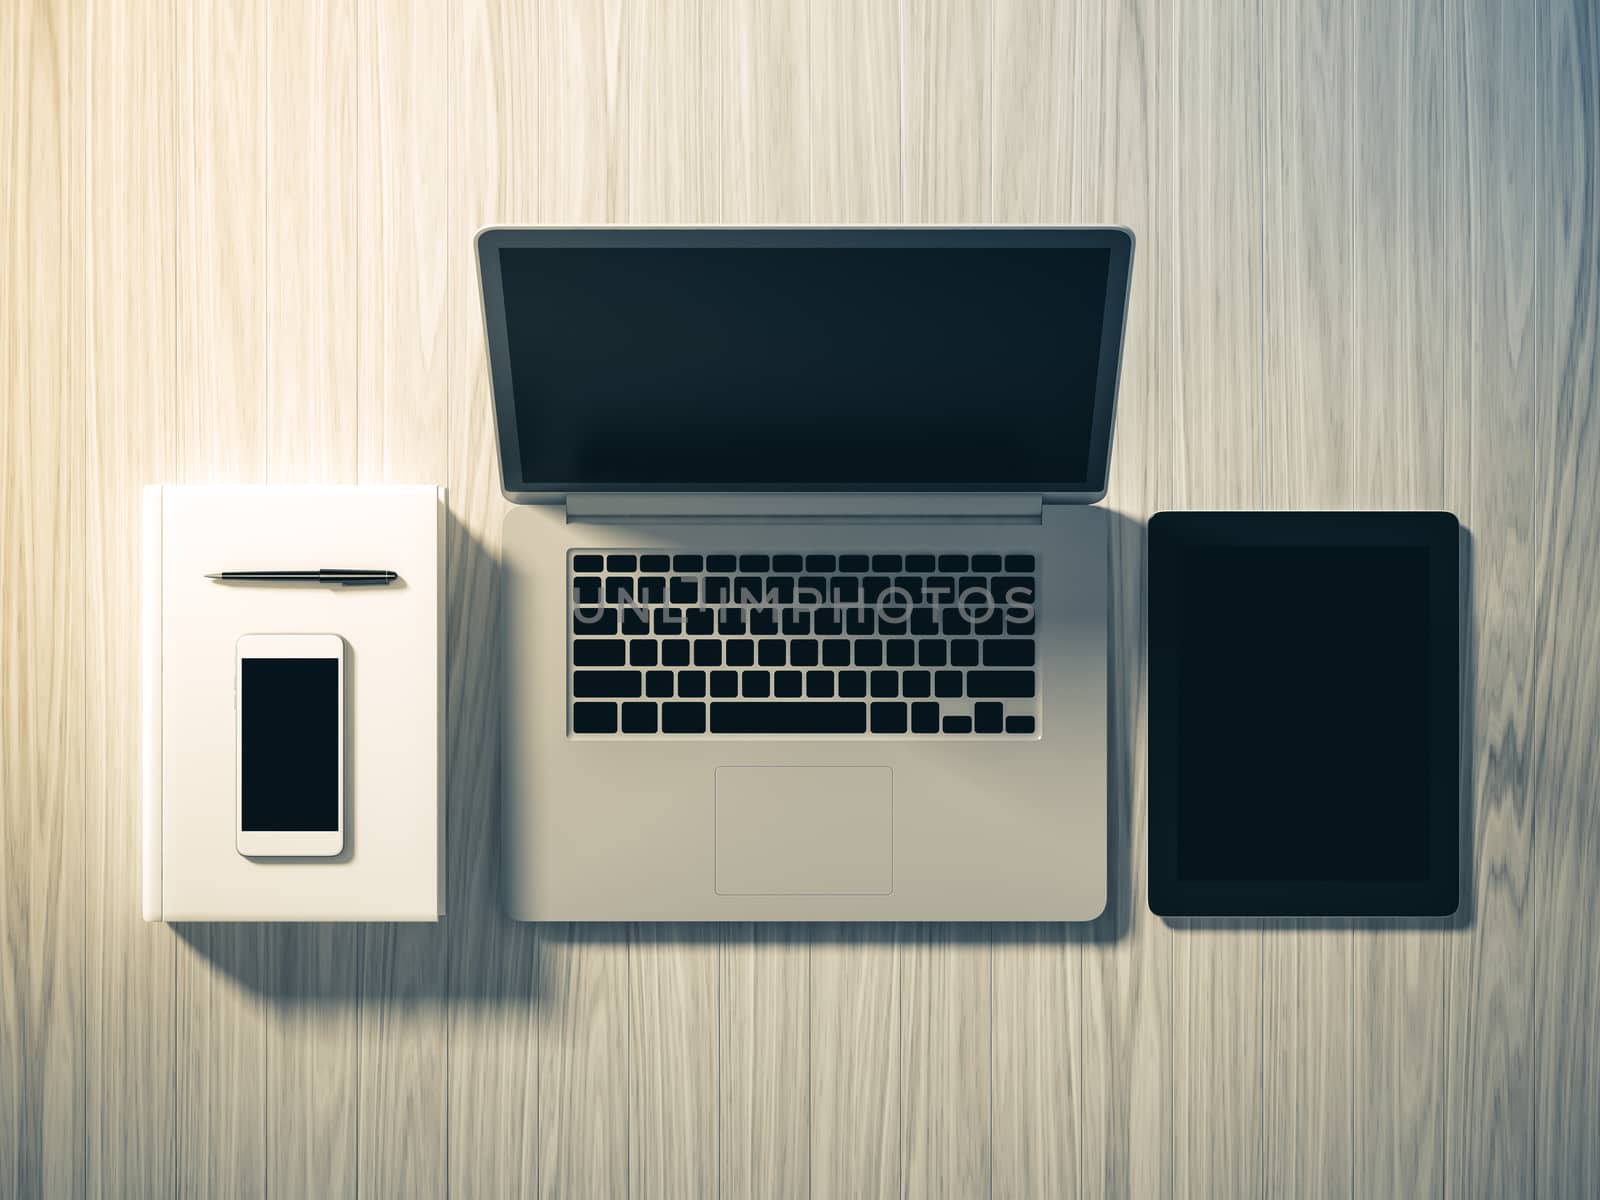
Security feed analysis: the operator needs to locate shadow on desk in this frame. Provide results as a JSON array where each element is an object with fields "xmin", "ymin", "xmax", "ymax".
[{"xmin": 170, "ymin": 513, "xmax": 1477, "ymax": 1009}]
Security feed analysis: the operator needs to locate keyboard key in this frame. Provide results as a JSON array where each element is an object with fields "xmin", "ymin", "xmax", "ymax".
[
  {"xmin": 1004, "ymin": 554, "xmax": 1035, "ymax": 572},
  {"xmin": 877, "ymin": 608, "xmax": 908, "ymax": 629},
  {"xmin": 573, "ymin": 554, "xmax": 603, "ymax": 573},
  {"xmin": 992, "ymin": 576, "xmax": 1035, "ymax": 605},
  {"xmin": 710, "ymin": 670, "xmax": 739, "ymax": 698},
  {"xmin": 832, "ymin": 578, "xmax": 861, "ymax": 604},
  {"xmin": 909, "ymin": 609, "xmax": 939, "ymax": 636},
  {"xmin": 905, "ymin": 554, "xmax": 935, "ymax": 572},
  {"xmin": 935, "ymin": 670, "xmax": 964, "ymax": 698},
  {"xmin": 774, "ymin": 670, "xmax": 803, "ymax": 698},
  {"xmin": 750, "ymin": 609, "xmax": 779, "ymax": 636},
  {"xmin": 901, "ymin": 671, "xmax": 931, "ymax": 698},
  {"xmin": 1007, "ymin": 613, "xmax": 1036, "ymax": 635},
  {"xmin": 782, "ymin": 610, "xmax": 810, "ymax": 636},
  {"xmin": 839, "ymin": 553, "xmax": 869, "ymax": 572},
  {"xmin": 654, "ymin": 610, "xmax": 682, "ymax": 635},
  {"xmin": 606, "ymin": 553, "xmax": 636, "ymax": 572},
  {"xmin": 838, "ymin": 670, "xmax": 867, "ymax": 698},
  {"xmin": 950, "ymin": 639, "xmax": 980, "ymax": 666},
  {"xmin": 574, "ymin": 607, "xmax": 617, "ymax": 635},
  {"xmin": 646, "ymin": 670, "xmax": 674, "ymax": 698},
  {"xmin": 573, "ymin": 578, "xmax": 600, "ymax": 605},
  {"xmin": 892, "ymin": 577, "xmax": 924, "ymax": 603},
  {"xmin": 739, "ymin": 553, "xmax": 770, "ymax": 572},
  {"xmin": 621, "ymin": 610, "xmax": 649, "ymax": 635},
  {"xmin": 806, "ymin": 671, "xmax": 834, "ymax": 698},
  {"xmin": 573, "ymin": 702, "xmax": 616, "ymax": 733},
  {"xmin": 872, "ymin": 554, "xmax": 902, "ymax": 572},
  {"xmin": 758, "ymin": 640, "xmax": 786, "ymax": 667},
  {"xmin": 734, "ymin": 575, "xmax": 764, "ymax": 601},
  {"xmin": 703, "ymin": 577, "xmax": 731, "ymax": 604},
  {"xmin": 972, "ymin": 553, "xmax": 1002, "ymax": 571},
  {"xmin": 719, "ymin": 609, "xmax": 747, "ymax": 636},
  {"xmin": 805, "ymin": 554, "xmax": 836, "ymax": 572},
  {"xmin": 1006, "ymin": 715, "xmax": 1036, "ymax": 734},
  {"xmin": 822, "ymin": 639, "xmax": 852, "ymax": 666},
  {"xmin": 925, "ymin": 576, "xmax": 957, "ymax": 601},
  {"xmin": 661, "ymin": 639, "xmax": 690, "ymax": 666},
  {"xmin": 846, "ymin": 610, "xmax": 875, "ymax": 636},
  {"xmin": 871, "ymin": 702, "xmax": 907, "ymax": 733},
  {"xmin": 574, "ymin": 671, "xmax": 641, "ymax": 698},
  {"xmin": 706, "ymin": 554, "xmax": 737, "ymax": 571},
  {"xmin": 942, "ymin": 714, "xmax": 972, "ymax": 734},
  {"xmin": 911, "ymin": 702, "xmax": 940, "ymax": 733},
  {"xmin": 983, "ymin": 640, "xmax": 1036, "ymax": 667},
  {"xmin": 693, "ymin": 640, "xmax": 722, "ymax": 667},
  {"xmin": 669, "ymin": 577, "xmax": 698, "ymax": 605},
  {"xmin": 678, "ymin": 671, "xmax": 706, "ymax": 697},
  {"xmin": 919, "ymin": 641, "xmax": 947, "ymax": 667},
  {"xmin": 629, "ymin": 641, "xmax": 658, "ymax": 667},
  {"xmin": 854, "ymin": 640, "xmax": 883, "ymax": 667},
  {"xmin": 942, "ymin": 608, "xmax": 972, "ymax": 635},
  {"xmin": 710, "ymin": 702, "xmax": 867, "ymax": 734},
  {"xmin": 662, "ymin": 702, "xmax": 706, "ymax": 733},
  {"xmin": 772, "ymin": 553, "xmax": 803, "ymax": 572},
  {"xmin": 798, "ymin": 576, "xmax": 829, "ymax": 600},
  {"xmin": 621, "ymin": 702, "xmax": 658, "ymax": 733},
  {"xmin": 686, "ymin": 610, "xmax": 714, "ymax": 636},
  {"xmin": 725, "ymin": 639, "xmax": 755, "ymax": 667},
  {"xmin": 640, "ymin": 554, "xmax": 670, "ymax": 572},
  {"xmin": 937, "ymin": 553, "xmax": 968, "ymax": 572},
  {"xmin": 742, "ymin": 670, "xmax": 771, "ymax": 697},
  {"xmin": 966, "ymin": 670, "xmax": 1036, "ymax": 698},
  {"xmin": 975, "ymin": 702, "xmax": 1004, "ymax": 733},
  {"xmin": 814, "ymin": 610, "xmax": 843, "ymax": 636},
  {"xmin": 887, "ymin": 639, "xmax": 915, "ymax": 666},
  {"xmin": 789, "ymin": 640, "xmax": 819, "ymax": 667},
  {"xmin": 863, "ymin": 576, "xmax": 892, "ymax": 601},
  {"xmin": 574, "ymin": 640, "xmax": 625, "ymax": 666},
  {"xmin": 870, "ymin": 670, "xmax": 898, "ymax": 698},
  {"xmin": 973, "ymin": 611, "xmax": 1006, "ymax": 636},
  {"xmin": 673, "ymin": 553, "xmax": 703, "ymax": 572},
  {"xmin": 768, "ymin": 577, "xmax": 795, "ymax": 603}
]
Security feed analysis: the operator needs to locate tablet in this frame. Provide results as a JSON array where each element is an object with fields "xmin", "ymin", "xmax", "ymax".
[{"xmin": 1147, "ymin": 511, "xmax": 1460, "ymax": 917}]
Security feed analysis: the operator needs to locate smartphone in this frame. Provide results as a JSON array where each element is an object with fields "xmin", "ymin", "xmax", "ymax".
[{"xmin": 235, "ymin": 633, "xmax": 345, "ymax": 857}]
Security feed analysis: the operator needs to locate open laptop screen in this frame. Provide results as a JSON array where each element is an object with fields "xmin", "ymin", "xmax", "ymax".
[{"xmin": 479, "ymin": 229, "xmax": 1133, "ymax": 493}]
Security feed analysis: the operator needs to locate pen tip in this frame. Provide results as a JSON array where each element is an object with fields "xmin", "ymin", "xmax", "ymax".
[{"xmin": 204, "ymin": 573, "xmax": 221, "ymax": 580}]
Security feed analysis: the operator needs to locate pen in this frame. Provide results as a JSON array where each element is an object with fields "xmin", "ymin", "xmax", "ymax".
[{"xmin": 206, "ymin": 569, "xmax": 399, "ymax": 586}]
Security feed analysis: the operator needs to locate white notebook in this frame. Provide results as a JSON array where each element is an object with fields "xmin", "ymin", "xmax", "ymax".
[{"xmin": 142, "ymin": 485, "xmax": 445, "ymax": 921}]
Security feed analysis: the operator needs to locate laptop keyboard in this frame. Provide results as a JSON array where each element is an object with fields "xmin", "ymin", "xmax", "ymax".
[{"xmin": 569, "ymin": 550, "xmax": 1039, "ymax": 736}]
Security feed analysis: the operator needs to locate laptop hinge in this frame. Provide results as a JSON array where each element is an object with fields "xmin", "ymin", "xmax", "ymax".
[{"xmin": 563, "ymin": 492, "xmax": 1044, "ymax": 524}]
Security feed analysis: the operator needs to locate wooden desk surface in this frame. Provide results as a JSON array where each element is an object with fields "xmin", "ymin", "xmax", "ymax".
[{"xmin": 4, "ymin": 0, "xmax": 1594, "ymax": 1195}]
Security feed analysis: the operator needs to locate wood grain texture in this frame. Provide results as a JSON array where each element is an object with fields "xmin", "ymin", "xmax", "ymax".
[
  {"xmin": 1259, "ymin": 2, "xmax": 1356, "ymax": 1195},
  {"xmin": 720, "ymin": 925, "xmax": 809, "ymax": 1198},
  {"xmin": 444, "ymin": 1, "xmax": 541, "ymax": 1195},
  {"xmin": 1169, "ymin": 4, "xmax": 1265, "ymax": 1199},
  {"xmin": 83, "ymin": 0, "xmax": 178, "ymax": 1195},
  {"xmin": 1534, "ymin": 1, "xmax": 1600, "ymax": 1194},
  {"xmin": 1444, "ymin": 0, "xmax": 1539, "ymax": 1195},
  {"xmin": 1, "ymin": 1, "xmax": 86, "ymax": 1196},
  {"xmin": 1349, "ymin": 0, "xmax": 1469, "ymax": 1193},
  {"xmin": 8, "ymin": 1, "xmax": 1597, "ymax": 1196}
]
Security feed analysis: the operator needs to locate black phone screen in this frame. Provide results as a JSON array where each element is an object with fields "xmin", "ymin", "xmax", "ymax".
[{"xmin": 240, "ymin": 657, "xmax": 339, "ymax": 831}]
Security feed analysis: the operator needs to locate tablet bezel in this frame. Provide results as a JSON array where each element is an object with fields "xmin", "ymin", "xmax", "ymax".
[{"xmin": 1147, "ymin": 510, "xmax": 1461, "ymax": 917}]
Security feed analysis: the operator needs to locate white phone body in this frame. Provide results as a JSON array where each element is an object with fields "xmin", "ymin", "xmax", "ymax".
[{"xmin": 235, "ymin": 633, "xmax": 345, "ymax": 857}]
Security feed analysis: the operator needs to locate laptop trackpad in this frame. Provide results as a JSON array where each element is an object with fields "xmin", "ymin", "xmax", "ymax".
[{"xmin": 715, "ymin": 766, "xmax": 893, "ymax": 895}]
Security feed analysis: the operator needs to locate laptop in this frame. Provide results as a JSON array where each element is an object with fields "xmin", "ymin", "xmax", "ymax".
[{"xmin": 477, "ymin": 227, "xmax": 1134, "ymax": 921}]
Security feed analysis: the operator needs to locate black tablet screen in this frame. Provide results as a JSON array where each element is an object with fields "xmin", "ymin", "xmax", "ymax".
[{"xmin": 1172, "ymin": 545, "xmax": 1432, "ymax": 883}]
